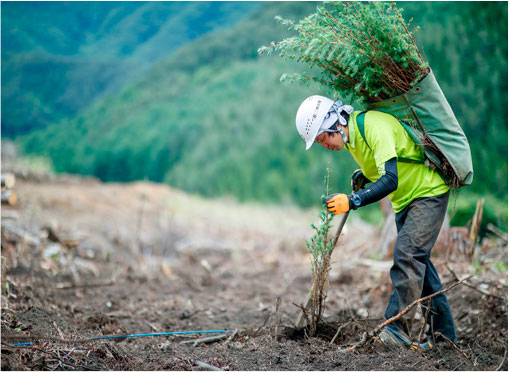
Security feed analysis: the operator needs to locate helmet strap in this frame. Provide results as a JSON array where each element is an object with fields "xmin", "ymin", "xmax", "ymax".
[
  {"xmin": 337, "ymin": 126, "xmax": 348, "ymax": 144},
  {"xmin": 330, "ymin": 100, "xmax": 351, "ymax": 144},
  {"xmin": 321, "ymin": 123, "xmax": 348, "ymax": 144}
]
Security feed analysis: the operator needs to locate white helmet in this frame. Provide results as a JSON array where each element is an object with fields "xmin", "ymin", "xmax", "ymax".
[{"xmin": 295, "ymin": 95, "xmax": 335, "ymax": 150}]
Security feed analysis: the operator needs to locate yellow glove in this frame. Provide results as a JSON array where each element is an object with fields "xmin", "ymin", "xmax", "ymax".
[{"xmin": 323, "ymin": 193, "xmax": 350, "ymax": 215}]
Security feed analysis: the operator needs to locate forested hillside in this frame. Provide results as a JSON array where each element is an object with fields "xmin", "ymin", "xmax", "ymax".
[
  {"xmin": 1, "ymin": 1, "xmax": 260, "ymax": 136},
  {"xmin": 5, "ymin": 2, "xmax": 508, "ymax": 228}
]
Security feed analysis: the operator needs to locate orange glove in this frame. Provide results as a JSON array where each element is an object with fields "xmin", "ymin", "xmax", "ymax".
[{"xmin": 323, "ymin": 193, "xmax": 350, "ymax": 215}]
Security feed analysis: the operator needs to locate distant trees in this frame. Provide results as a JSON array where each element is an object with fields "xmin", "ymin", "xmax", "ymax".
[
  {"xmin": 1, "ymin": 1, "xmax": 261, "ymax": 137},
  {"xmin": 17, "ymin": 2, "xmax": 508, "ymax": 230}
]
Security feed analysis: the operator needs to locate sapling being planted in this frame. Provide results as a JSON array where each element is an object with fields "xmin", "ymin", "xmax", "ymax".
[{"xmin": 306, "ymin": 164, "xmax": 336, "ymax": 336}]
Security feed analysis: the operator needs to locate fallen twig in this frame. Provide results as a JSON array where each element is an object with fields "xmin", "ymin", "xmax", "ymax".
[
  {"xmin": 195, "ymin": 360, "xmax": 224, "ymax": 371},
  {"xmin": 330, "ymin": 321, "xmax": 352, "ymax": 345},
  {"xmin": 5, "ymin": 330, "xmax": 233, "ymax": 346},
  {"xmin": 2, "ymin": 334, "xmax": 91, "ymax": 344},
  {"xmin": 434, "ymin": 332, "xmax": 471, "ymax": 363},
  {"xmin": 227, "ymin": 329, "xmax": 238, "ymax": 342},
  {"xmin": 1, "ymin": 222, "xmax": 40, "ymax": 246},
  {"xmin": 53, "ymin": 281, "xmax": 116, "ymax": 290},
  {"xmin": 417, "ymin": 299, "xmax": 432, "ymax": 344},
  {"xmin": 181, "ymin": 334, "xmax": 227, "ymax": 347},
  {"xmin": 0, "ymin": 344, "xmax": 94, "ymax": 370},
  {"xmin": 274, "ymin": 297, "xmax": 281, "ymax": 341},
  {"xmin": 293, "ymin": 302, "xmax": 310, "ymax": 330},
  {"xmin": 347, "ymin": 275, "xmax": 472, "ymax": 352},
  {"xmin": 446, "ymin": 264, "xmax": 506, "ymax": 300},
  {"xmin": 486, "ymin": 223, "xmax": 508, "ymax": 242},
  {"xmin": 496, "ymin": 341, "xmax": 508, "ymax": 371}
]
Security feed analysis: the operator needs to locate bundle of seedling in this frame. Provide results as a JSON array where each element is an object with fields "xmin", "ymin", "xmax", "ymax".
[
  {"xmin": 259, "ymin": 1, "xmax": 473, "ymax": 188},
  {"xmin": 259, "ymin": 1, "xmax": 429, "ymax": 103},
  {"xmin": 259, "ymin": 0, "xmax": 474, "ymax": 335}
]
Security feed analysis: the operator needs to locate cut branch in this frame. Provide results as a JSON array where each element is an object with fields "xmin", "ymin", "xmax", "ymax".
[
  {"xmin": 347, "ymin": 275, "xmax": 472, "ymax": 351},
  {"xmin": 434, "ymin": 332, "xmax": 472, "ymax": 363},
  {"xmin": 195, "ymin": 360, "xmax": 224, "ymax": 371},
  {"xmin": 181, "ymin": 334, "xmax": 227, "ymax": 347},
  {"xmin": 330, "ymin": 321, "xmax": 352, "ymax": 345},
  {"xmin": 445, "ymin": 264, "xmax": 506, "ymax": 300}
]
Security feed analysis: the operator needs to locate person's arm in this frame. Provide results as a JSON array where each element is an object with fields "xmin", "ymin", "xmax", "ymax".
[
  {"xmin": 324, "ymin": 158, "xmax": 398, "ymax": 214},
  {"xmin": 350, "ymin": 157, "xmax": 398, "ymax": 209}
]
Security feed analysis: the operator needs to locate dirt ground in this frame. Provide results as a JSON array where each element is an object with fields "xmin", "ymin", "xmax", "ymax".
[{"xmin": 1, "ymin": 169, "xmax": 507, "ymax": 371}]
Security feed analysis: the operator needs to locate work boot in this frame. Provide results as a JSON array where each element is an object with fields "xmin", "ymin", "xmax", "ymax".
[
  {"xmin": 378, "ymin": 326, "xmax": 412, "ymax": 348},
  {"xmin": 419, "ymin": 339, "xmax": 434, "ymax": 350}
]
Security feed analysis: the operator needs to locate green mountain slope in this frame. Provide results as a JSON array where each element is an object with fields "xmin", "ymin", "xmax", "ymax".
[
  {"xmin": 22, "ymin": 2, "xmax": 334, "ymax": 206},
  {"xmin": 1, "ymin": 1, "xmax": 261, "ymax": 137},
  {"xmin": 19, "ymin": 2, "xmax": 509, "ymax": 228}
]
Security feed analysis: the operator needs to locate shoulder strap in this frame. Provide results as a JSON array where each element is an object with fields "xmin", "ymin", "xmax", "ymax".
[
  {"xmin": 356, "ymin": 110, "xmax": 424, "ymax": 165},
  {"xmin": 356, "ymin": 111, "xmax": 371, "ymax": 151}
]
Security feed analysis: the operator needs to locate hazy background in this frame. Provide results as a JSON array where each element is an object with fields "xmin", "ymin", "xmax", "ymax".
[{"xmin": 2, "ymin": 1, "xmax": 507, "ymax": 231}]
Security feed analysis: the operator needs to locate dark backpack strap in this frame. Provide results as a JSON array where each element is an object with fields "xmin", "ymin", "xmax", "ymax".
[
  {"xmin": 397, "ymin": 156, "xmax": 424, "ymax": 164},
  {"xmin": 356, "ymin": 111, "xmax": 371, "ymax": 151}
]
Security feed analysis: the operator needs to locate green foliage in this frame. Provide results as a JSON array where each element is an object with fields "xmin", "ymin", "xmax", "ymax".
[
  {"xmin": 21, "ymin": 3, "xmax": 350, "ymax": 208},
  {"xmin": 493, "ymin": 261, "xmax": 507, "ymax": 274},
  {"xmin": 9, "ymin": 2, "xmax": 508, "ymax": 232},
  {"xmin": 449, "ymin": 190, "xmax": 508, "ymax": 236},
  {"xmin": 259, "ymin": 1, "xmax": 429, "ymax": 104},
  {"xmin": 1, "ymin": 2, "xmax": 261, "ymax": 137},
  {"xmin": 17, "ymin": 154, "xmax": 55, "ymax": 175},
  {"xmin": 356, "ymin": 202, "xmax": 384, "ymax": 227},
  {"xmin": 307, "ymin": 208, "xmax": 335, "ymax": 263},
  {"xmin": 307, "ymin": 198, "xmax": 335, "ymax": 273},
  {"xmin": 471, "ymin": 259, "xmax": 483, "ymax": 276}
]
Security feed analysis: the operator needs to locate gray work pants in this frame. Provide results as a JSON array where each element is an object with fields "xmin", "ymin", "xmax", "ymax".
[{"xmin": 384, "ymin": 191, "xmax": 457, "ymax": 343}]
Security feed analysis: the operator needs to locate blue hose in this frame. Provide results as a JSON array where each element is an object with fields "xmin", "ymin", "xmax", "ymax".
[{"xmin": 11, "ymin": 329, "xmax": 233, "ymax": 347}]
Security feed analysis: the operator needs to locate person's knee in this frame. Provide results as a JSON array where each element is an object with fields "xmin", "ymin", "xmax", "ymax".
[{"xmin": 393, "ymin": 248, "xmax": 426, "ymax": 275}]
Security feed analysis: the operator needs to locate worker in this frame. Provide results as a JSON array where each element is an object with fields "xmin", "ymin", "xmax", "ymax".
[{"xmin": 295, "ymin": 95, "xmax": 457, "ymax": 350}]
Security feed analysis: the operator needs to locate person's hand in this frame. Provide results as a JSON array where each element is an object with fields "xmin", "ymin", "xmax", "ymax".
[
  {"xmin": 323, "ymin": 193, "xmax": 350, "ymax": 215},
  {"xmin": 351, "ymin": 169, "xmax": 368, "ymax": 191}
]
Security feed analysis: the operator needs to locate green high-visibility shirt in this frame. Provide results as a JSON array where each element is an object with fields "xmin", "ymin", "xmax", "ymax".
[{"xmin": 345, "ymin": 110, "xmax": 450, "ymax": 213}]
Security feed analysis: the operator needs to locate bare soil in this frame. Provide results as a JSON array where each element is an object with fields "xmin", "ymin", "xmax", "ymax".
[{"xmin": 1, "ymin": 173, "xmax": 507, "ymax": 371}]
